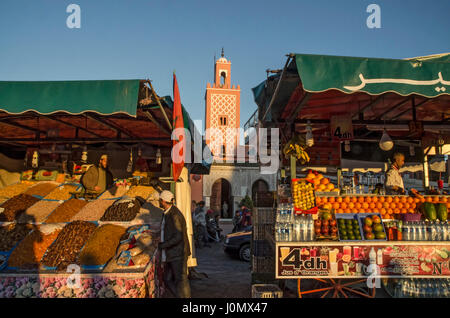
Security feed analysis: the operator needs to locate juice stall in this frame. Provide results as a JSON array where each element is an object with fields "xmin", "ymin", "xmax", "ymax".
[{"xmin": 252, "ymin": 53, "xmax": 450, "ymax": 297}]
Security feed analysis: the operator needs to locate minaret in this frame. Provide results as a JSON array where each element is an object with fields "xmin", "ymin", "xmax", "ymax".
[{"xmin": 205, "ymin": 49, "xmax": 241, "ymax": 160}]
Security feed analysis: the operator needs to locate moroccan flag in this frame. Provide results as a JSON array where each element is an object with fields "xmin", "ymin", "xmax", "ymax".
[{"xmin": 172, "ymin": 73, "xmax": 185, "ymax": 182}]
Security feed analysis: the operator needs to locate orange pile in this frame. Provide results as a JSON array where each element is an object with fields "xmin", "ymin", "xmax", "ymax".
[
  {"xmin": 306, "ymin": 173, "xmax": 339, "ymax": 193},
  {"xmin": 316, "ymin": 196, "xmax": 450, "ymax": 220}
]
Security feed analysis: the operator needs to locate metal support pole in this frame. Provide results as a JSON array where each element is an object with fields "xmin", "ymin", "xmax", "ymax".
[
  {"xmin": 423, "ymin": 154, "xmax": 429, "ymax": 190},
  {"xmin": 290, "ymin": 155, "xmax": 296, "ymax": 180}
]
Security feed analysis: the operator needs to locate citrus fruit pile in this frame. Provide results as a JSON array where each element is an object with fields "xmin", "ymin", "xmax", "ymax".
[
  {"xmin": 292, "ymin": 179, "xmax": 315, "ymax": 210},
  {"xmin": 305, "ymin": 171, "xmax": 339, "ymax": 193},
  {"xmin": 337, "ymin": 217, "xmax": 362, "ymax": 241},
  {"xmin": 316, "ymin": 196, "xmax": 450, "ymax": 220}
]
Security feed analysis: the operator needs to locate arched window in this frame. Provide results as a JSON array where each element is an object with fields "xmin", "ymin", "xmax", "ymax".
[{"xmin": 220, "ymin": 71, "xmax": 226, "ymax": 87}]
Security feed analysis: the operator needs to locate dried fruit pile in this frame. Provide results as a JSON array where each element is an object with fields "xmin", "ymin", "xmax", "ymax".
[
  {"xmin": 19, "ymin": 200, "xmax": 62, "ymax": 223},
  {"xmin": 41, "ymin": 221, "xmax": 97, "ymax": 270},
  {"xmin": 0, "ymin": 194, "xmax": 41, "ymax": 222},
  {"xmin": 100, "ymin": 198, "xmax": 141, "ymax": 222},
  {"xmin": 0, "ymin": 223, "xmax": 34, "ymax": 252},
  {"xmin": 44, "ymin": 199, "xmax": 88, "ymax": 223},
  {"xmin": 44, "ymin": 184, "xmax": 79, "ymax": 201},
  {"xmin": 8, "ymin": 226, "xmax": 62, "ymax": 269},
  {"xmin": 71, "ymin": 199, "xmax": 115, "ymax": 221},
  {"xmin": 99, "ymin": 185, "xmax": 128, "ymax": 199},
  {"xmin": 125, "ymin": 186, "xmax": 155, "ymax": 200},
  {"xmin": 0, "ymin": 182, "xmax": 36, "ymax": 198},
  {"xmin": 78, "ymin": 224, "xmax": 126, "ymax": 266},
  {"xmin": 24, "ymin": 182, "xmax": 59, "ymax": 197}
]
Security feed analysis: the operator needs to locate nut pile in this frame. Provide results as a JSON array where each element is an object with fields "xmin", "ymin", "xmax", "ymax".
[
  {"xmin": 98, "ymin": 185, "xmax": 128, "ymax": 199},
  {"xmin": 0, "ymin": 194, "xmax": 41, "ymax": 222},
  {"xmin": 41, "ymin": 221, "xmax": 97, "ymax": 270},
  {"xmin": 0, "ymin": 182, "xmax": 36, "ymax": 198},
  {"xmin": 8, "ymin": 227, "xmax": 62, "ymax": 269},
  {"xmin": 78, "ymin": 224, "xmax": 126, "ymax": 266},
  {"xmin": 44, "ymin": 184, "xmax": 79, "ymax": 201},
  {"xmin": 24, "ymin": 182, "xmax": 59, "ymax": 197},
  {"xmin": 71, "ymin": 199, "xmax": 115, "ymax": 221},
  {"xmin": 44, "ymin": 199, "xmax": 88, "ymax": 223},
  {"xmin": 125, "ymin": 186, "xmax": 155, "ymax": 200},
  {"xmin": 0, "ymin": 223, "xmax": 34, "ymax": 252},
  {"xmin": 19, "ymin": 200, "xmax": 62, "ymax": 223},
  {"xmin": 100, "ymin": 198, "xmax": 141, "ymax": 222}
]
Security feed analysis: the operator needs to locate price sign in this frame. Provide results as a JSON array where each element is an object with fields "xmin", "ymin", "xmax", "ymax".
[{"xmin": 330, "ymin": 115, "xmax": 354, "ymax": 141}]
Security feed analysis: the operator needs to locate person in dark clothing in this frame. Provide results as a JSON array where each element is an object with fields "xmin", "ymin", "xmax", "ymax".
[
  {"xmin": 80, "ymin": 154, "xmax": 114, "ymax": 193},
  {"xmin": 232, "ymin": 210, "xmax": 243, "ymax": 233},
  {"xmin": 158, "ymin": 190, "xmax": 191, "ymax": 298}
]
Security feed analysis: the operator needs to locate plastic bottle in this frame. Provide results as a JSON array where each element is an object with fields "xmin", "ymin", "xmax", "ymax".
[
  {"xmin": 403, "ymin": 222, "xmax": 409, "ymax": 241},
  {"xmin": 369, "ymin": 247, "xmax": 376, "ymax": 265},
  {"xmin": 377, "ymin": 248, "xmax": 383, "ymax": 265}
]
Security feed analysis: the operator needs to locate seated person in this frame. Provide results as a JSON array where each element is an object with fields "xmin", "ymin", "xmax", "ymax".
[{"xmin": 80, "ymin": 154, "xmax": 114, "ymax": 194}]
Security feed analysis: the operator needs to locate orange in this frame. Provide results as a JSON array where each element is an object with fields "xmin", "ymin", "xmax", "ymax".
[
  {"xmin": 383, "ymin": 202, "xmax": 390, "ymax": 209},
  {"xmin": 394, "ymin": 209, "xmax": 400, "ymax": 214},
  {"xmin": 358, "ymin": 197, "xmax": 365, "ymax": 203},
  {"xmin": 411, "ymin": 203, "xmax": 416, "ymax": 210},
  {"xmin": 326, "ymin": 184, "xmax": 335, "ymax": 191},
  {"xmin": 386, "ymin": 197, "xmax": 393, "ymax": 203},
  {"xmin": 365, "ymin": 197, "xmax": 372, "ymax": 204},
  {"xmin": 336, "ymin": 197, "xmax": 343, "ymax": 203},
  {"xmin": 401, "ymin": 209, "xmax": 408, "ymax": 214},
  {"xmin": 318, "ymin": 184, "xmax": 326, "ymax": 191},
  {"xmin": 433, "ymin": 196, "xmax": 440, "ymax": 203},
  {"xmin": 393, "ymin": 197, "xmax": 400, "ymax": 203},
  {"xmin": 420, "ymin": 197, "xmax": 426, "ymax": 203},
  {"xmin": 426, "ymin": 197, "xmax": 433, "ymax": 203},
  {"xmin": 348, "ymin": 202, "xmax": 355, "ymax": 209},
  {"xmin": 376, "ymin": 202, "xmax": 383, "ymax": 209},
  {"xmin": 404, "ymin": 203, "xmax": 410, "ymax": 210},
  {"xmin": 316, "ymin": 197, "xmax": 322, "ymax": 205},
  {"xmin": 390, "ymin": 203, "xmax": 397, "ymax": 209},
  {"xmin": 355, "ymin": 202, "xmax": 362, "ymax": 210},
  {"xmin": 380, "ymin": 208, "xmax": 387, "ymax": 215},
  {"xmin": 313, "ymin": 179, "xmax": 321, "ymax": 186},
  {"xmin": 407, "ymin": 197, "xmax": 414, "ymax": 204},
  {"xmin": 441, "ymin": 197, "xmax": 448, "ymax": 203},
  {"xmin": 344, "ymin": 197, "xmax": 351, "ymax": 203},
  {"xmin": 378, "ymin": 196, "xmax": 385, "ymax": 203},
  {"xmin": 317, "ymin": 174, "xmax": 324, "ymax": 180},
  {"xmin": 336, "ymin": 209, "xmax": 344, "ymax": 214},
  {"xmin": 413, "ymin": 197, "xmax": 420, "ymax": 204},
  {"xmin": 340, "ymin": 202, "xmax": 348, "ymax": 210},
  {"xmin": 387, "ymin": 208, "xmax": 393, "ymax": 215},
  {"xmin": 369, "ymin": 203, "xmax": 376, "ymax": 210},
  {"xmin": 362, "ymin": 202, "xmax": 369, "ymax": 210},
  {"xmin": 397, "ymin": 203, "xmax": 404, "ymax": 210},
  {"xmin": 358, "ymin": 208, "xmax": 365, "ymax": 214},
  {"xmin": 306, "ymin": 173, "xmax": 315, "ymax": 180},
  {"xmin": 333, "ymin": 203, "xmax": 340, "ymax": 210},
  {"xmin": 372, "ymin": 197, "xmax": 378, "ymax": 203},
  {"xmin": 351, "ymin": 197, "xmax": 358, "ymax": 203},
  {"xmin": 386, "ymin": 214, "xmax": 393, "ymax": 220},
  {"xmin": 322, "ymin": 197, "xmax": 328, "ymax": 204},
  {"xmin": 320, "ymin": 178, "xmax": 329, "ymax": 185},
  {"xmin": 400, "ymin": 196, "xmax": 407, "ymax": 203},
  {"xmin": 351, "ymin": 209, "xmax": 358, "ymax": 214},
  {"xmin": 447, "ymin": 203, "xmax": 450, "ymax": 209},
  {"xmin": 323, "ymin": 203, "xmax": 332, "ymax": 210},
  {"xmin": 329, "ymin": 197, "xmax": 335, "ymax": 203}
]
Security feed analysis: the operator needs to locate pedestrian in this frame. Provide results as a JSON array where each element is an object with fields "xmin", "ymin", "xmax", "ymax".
[
  {"xmin": 385, "ymin": 152, "xmax": 406, "ymax": 195},
  {"xmin": 240, "ymin": 205, "xmax": 252, "ymax": 229},
  {"xmin": 158, "ymin": 190, "xmax": 191, "ymax": 298},
  {"xmin": 232, "ymin": 210, "xmax": 243, "ymax": 233},
  {"xmin": 193, "ymin": 201, "xmax": 210, "ymax": 248}
]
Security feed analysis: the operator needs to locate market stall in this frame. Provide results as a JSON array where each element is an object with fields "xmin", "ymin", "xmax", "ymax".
[
  {"xmin": 252, "ymin": 53, "xmax": 450, "ymax": 297},
  {"xmin": 0, "ymin": 79, "xmax": 199, "ymax": 298}
]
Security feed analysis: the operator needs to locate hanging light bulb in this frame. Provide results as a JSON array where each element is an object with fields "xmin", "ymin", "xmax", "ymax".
[
  {"xmin": 305, "ymin": 121, "xmax": 314, "ymax": 147},
  {"xmin": 138, "ymin": 147, "xmax": 142, "ymax": 157},
  {"xmin": 409, "ymin": 145, "xmax": 415, "ymax": 157},
  {"xmin": 379, "ymin": 129, "xmax": 394, "ymax": 151},
  {"xmin": 344, "ymin": 140, "xmax": 351, "ymax": 152},
  {"xmin": 126, "ymin": 149, "xmax": 133, "ymax": 173},
  {"xmin": 81, "ymin": 145, "xmax": 88, "ymax": 163},
  {"xmin": 156, "ymin": 148, "xmax": 162, "ymax": 164},
  {"xmin": 32, "ymin": 150, "xmax": 39, "ymax": 168}
]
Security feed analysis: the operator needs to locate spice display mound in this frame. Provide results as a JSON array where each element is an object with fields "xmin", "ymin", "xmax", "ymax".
[
  {"xmin": 0, "ymin": 194, "xmax": 41, "ymax": 222},
  {"xmin": 0, "ymin": 224, "xmax": 34, "ymax": 252},
  {"xmin": 44, "ymin": 199, "xmax": 88, "ymax": 223},
  {"xmin": 100, "ymin": 198, "xmax": 142, "ymax": 222},
  {"xmin": 24, "ymin": 182, "xmax": 59, "ymax": 197}
]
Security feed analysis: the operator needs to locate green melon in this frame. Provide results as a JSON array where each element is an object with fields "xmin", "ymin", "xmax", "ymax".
[
  {"xmin": 423, "ymin": 202, "xmax": 437, "ymax": 221},
  {"xmin": 436, "ymin": 203, "xmax": 448, "ymax": 222}
]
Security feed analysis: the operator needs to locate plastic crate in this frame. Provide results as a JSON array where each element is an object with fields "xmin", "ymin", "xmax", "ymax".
[{"xmin": 251, "ymin": 284, "xmax": 283, "ymax": 298}]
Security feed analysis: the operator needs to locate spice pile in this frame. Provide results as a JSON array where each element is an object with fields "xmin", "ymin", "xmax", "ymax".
[
  {"xmin": 78, "ymin": 224, "xmax": 126, "ymax": 266},
  {"xmin": 0, "ymin": 223, "xmax": 34, "ymax": 252},
  {"xmin": 44, "ymin": 199, "xmax": 88, "ymax": 223},
  {"xmin": 99, "ymin": 185, "xmax": 128, "ymax": 199},
  {"xmin": 24, "ymin": 182, "xmax": 59, "ymax": 197},
  {"xmin": 125, "ymin": 186, "xmax": 155, "ymax": 200},
  {"xmin": 0, "ymin": 194, "xmax": 41, "ymax": 222},
  {"xmin": 8, "ymin": 226, "xmax": 62, "ymax": 269},
  {"xmin": 71, "ymin": 199, "xmax": 115, "ymax": 221},
  {"xmin": 0, "ymin": 182, "xmax": 36, "ymax": 198},
  {"xmin": 41, "ymin": 221, "xmax": 97, "ymax": 270},
  {"xmin": 100, "ymin": 198, "xmax": 141, "ymax": 222},
  {"xmin": 44, "ymin": 184, "xmax": 79, "ymax": 201},
  {"xmin": 18, "ymin": 200, "xmax": 61, "ymax": 223}
]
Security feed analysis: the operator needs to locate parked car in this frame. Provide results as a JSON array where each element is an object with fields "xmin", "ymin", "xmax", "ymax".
[{"xmin": 223, "ymin": 226, "xmax": 252, "ymax": 262}]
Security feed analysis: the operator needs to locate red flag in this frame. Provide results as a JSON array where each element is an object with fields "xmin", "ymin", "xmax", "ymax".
[{"xmin": 172, "ymin": 73, "xmax": 185, "ymax": 182}]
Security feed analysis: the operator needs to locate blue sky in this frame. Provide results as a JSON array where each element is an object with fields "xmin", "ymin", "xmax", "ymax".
[{"xmin": 0, "ymin": 0, "xmax": 449, "ymax": 133}]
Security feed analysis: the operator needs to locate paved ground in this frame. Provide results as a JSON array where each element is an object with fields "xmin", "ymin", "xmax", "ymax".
[{"xmin": 189, "ymin": 222, "xmax": 252, "ymax": 298}]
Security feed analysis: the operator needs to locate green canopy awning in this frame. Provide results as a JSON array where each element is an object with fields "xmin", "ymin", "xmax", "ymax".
[
  {"xmin": 0, "ymin": 80, "xmax": 141, "ymax": 116},
  {"xmin": 295, "ymin": 53, "xmax": 450, "ymax": 97}
]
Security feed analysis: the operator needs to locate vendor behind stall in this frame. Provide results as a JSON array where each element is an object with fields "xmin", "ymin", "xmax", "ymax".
[
  {"xmin": 81, "ymin": 154, "xmax": 114, "ymax": 193},
  {"xmin": 385, "ymin": 152, "xmax": 406, "ymax": 195}
]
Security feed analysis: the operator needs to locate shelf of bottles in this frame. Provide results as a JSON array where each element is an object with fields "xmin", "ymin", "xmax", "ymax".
[{"xmin": 386, "ymin": 278, "xmax": 450, "ymax": 298}]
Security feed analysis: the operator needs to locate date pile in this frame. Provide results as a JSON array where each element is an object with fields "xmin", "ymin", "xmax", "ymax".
[
  {"xmin": 0, "ymin": 194, "xmax": 40, "ymax": 222},
  {"xmin": 0, "ymin": 223, "xmax": 34, "ymax": 252},
  {"xmin": 100, "ymin": 198, "xmax": 141, "ymax": 222},
  {"xmin": 45, "ymin": 199, "xmax": 88, "ymax": 223},
  {"xmin": 41, "ymin": 221, "xmax": 97, "ymax": 270}
]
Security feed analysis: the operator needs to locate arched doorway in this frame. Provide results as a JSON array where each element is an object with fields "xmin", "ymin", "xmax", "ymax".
[
  {"xmin": 210, "ymin": 178, "xmax": 232, "ymax": 218},
  {"xmin": 252, "ymin": 179, "xmax": 270, "ymax": 207}
]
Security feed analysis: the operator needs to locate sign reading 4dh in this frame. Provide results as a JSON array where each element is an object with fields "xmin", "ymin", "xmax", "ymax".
[{"xmin": 330, "ymin": 114, "xmax": 354, "ymax": 141}]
